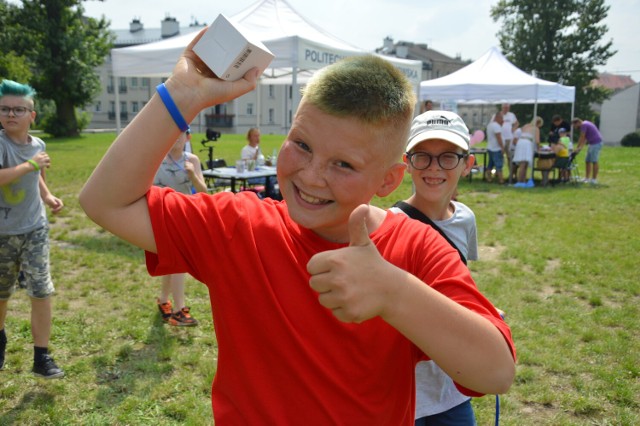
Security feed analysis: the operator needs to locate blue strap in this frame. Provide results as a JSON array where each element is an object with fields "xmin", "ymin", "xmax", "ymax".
[
  {"xmin": 495, "ymin": 394, "xmax": 500, "ymax": 426},
  {"xmin": 156, "ymin": 83, "xmax": 189, "ymax": 132}
]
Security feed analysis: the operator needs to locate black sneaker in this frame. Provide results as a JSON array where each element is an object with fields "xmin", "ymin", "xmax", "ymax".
[{"xmin": 33, "ymin": 354, "xmax": 65, "ymax": 379}]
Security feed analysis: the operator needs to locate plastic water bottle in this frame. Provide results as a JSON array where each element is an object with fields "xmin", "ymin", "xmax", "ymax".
[{"xmin": 271, "ymin": 148, "xmax": 278, "ymax": 167}]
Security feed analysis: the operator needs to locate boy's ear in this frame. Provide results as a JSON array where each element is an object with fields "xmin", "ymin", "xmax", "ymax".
[
  {"xmin": 460, "ymin": 154, "xmax": 476, "ymax": 178},
  {"xmin": 376, "ymin": 162, "xmax": 406, "ymax": 197}
]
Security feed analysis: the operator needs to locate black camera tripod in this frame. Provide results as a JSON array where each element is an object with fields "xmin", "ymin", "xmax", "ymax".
[{"xmin": 200, "ymin": 128, "xmax": 222, "ymax": 169}]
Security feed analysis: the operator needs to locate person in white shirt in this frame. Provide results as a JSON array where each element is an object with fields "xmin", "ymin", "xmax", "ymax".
[
  {"xmin": 485, "ymin": 112, "xmax": 505, "ymax": 184},
  {"xmin": 500, "ymin": 104, "xmax": 518, "ymax": 182},
  {"xmin": 240, "ymin": 127, "xmax": 264, "ymax": 165}
]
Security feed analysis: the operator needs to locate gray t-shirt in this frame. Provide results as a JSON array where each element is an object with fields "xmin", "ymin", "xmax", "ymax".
[
  {"xmin": 153, "ymin": 152, "xmax": 194, "ymax": 195},
  {"xmin": 0, "ymin": 130, "xmax": 47, "ymax": 235}
]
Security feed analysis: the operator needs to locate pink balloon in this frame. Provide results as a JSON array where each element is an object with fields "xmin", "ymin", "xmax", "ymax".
[{"xmin": 470, "ymin": 130, "xmax": 485, "ymax": 146}]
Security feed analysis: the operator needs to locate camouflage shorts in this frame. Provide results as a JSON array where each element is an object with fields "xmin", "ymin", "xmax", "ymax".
[{"xmin": 0, "ymin": 226, "xmax": 55, "ymax": 299}]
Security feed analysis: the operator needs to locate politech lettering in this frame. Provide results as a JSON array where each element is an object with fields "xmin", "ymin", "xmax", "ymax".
[{"xmin": 304, "ymin": 49, "xmax": 345, "ymax": 65}]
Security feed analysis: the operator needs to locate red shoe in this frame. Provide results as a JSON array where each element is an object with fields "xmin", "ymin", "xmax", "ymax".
[
  {"xmin": 157, "ymin": 299, "xmax": 173, "ymax": 322},
  {"xmin": 168, "ymin": 307, "xmax": 199, "ymax": 327}
]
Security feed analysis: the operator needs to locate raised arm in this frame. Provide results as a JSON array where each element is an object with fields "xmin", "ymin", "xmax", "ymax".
[{"xmin": 79, "ymin": 29, "xmax": 259, "ymax": 252}]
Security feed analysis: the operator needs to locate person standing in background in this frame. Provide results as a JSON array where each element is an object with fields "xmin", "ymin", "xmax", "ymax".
[
  {"xmin": 549, "ymin": 114, "xmax": 571, "ymax": 144},
  {"xmin": 154, "ymin": 130, "xmax": 207, "ymax": 326},
  {"xmin": 420, "ymin": 99, "xmax": 434, "ymax": 114},
  {"xmin": 391, "ymin": 110, "xmax": 479, "ymax": 424},
  {"xmin": 485, "ymin": 112, "xmax": 505, "ymax": 184},
  {"xmin": 572, "ymin": 118, "xmax": 603, "ymax": 184},
  {"xmin": 500, "ymin": 104, "xmax": 518, "ymax": 182}
]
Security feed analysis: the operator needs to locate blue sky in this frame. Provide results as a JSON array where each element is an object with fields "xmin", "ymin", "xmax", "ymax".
[{"xmin": 82, "ymin": 0, "xmax": 640, "ymax": 81}]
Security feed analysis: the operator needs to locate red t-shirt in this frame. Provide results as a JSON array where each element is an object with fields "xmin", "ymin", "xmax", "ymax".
[{"xmin": 146, "ymin": 188, "xmax": 514, "ymax": 425}]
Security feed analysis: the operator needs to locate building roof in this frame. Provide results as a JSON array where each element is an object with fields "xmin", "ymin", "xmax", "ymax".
[
  {"xmin": 591, "ymin": 72, "xmax": 637, "ymax": 91},
  {"xmin": 375, "ymin": 38, "xmax": 470, "ymax": 70},
  {"xmin": 112, "ymin": 18, "xmax": 206, "ymax": 47}
]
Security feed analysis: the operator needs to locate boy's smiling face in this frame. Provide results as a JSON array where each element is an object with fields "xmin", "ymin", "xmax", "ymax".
[
  {"xmin": 405, "ymin": 139, "xmax": 474, "ymax": 206},
  {"xmin": 277, "ymin": 101, "xmax": 405, "ymax": 243}
]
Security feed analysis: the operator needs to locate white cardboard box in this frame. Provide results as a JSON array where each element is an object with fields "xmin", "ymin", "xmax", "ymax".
[{"xmin": 193, "ymin": 14, "xmax": 274, "ymax": 81}]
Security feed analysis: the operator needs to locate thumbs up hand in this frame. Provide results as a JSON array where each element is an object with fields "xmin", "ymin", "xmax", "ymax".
[{"xmin": 307, "ymin": 205, "xmax": 397, "ymax": 323}]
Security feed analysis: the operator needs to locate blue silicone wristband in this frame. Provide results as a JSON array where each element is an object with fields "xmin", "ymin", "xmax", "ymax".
[{"xmin": 156, "ymin": 83, "xmax": 189, "ymax": 132}]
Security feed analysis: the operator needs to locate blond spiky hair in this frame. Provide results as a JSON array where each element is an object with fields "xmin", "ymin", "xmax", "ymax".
[{"xmin": 302, "ymin": 55, "xmax": 415, "ymax": 127}]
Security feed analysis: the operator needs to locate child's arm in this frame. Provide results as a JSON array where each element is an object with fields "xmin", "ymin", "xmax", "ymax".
[
  {"xmin": 79, "ymin": 29, "xmax": 259, "ymax": 252},
  {"xmin": 308, "ymin": 205, "xmax": 515, "ymax": 395},
  {"xmin": 575, "ymin": 131, "xmax": 587, "ymax": 152},
  {"xmin": 0, "ymin": 151, "xmax": 49, "ymax": 186},
  {"xmin": 185, "ymin": 153, "xmax": 208, "ymax": 193},
  {"xmin": 38, "ymin": 175, "xmax": 64, "ymax": 214}
]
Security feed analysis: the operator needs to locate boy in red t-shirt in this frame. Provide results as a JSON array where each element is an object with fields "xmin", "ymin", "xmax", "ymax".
[{"xmin": 80, "ymin": 30, "xmax": 515, "ymax": 425}]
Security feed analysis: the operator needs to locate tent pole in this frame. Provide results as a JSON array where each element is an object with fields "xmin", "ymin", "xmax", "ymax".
[
  {"xmin": 256, "ymin": 77, "xmax": 261, "ymax": 128},
  {"xmin": 115, "ymin": 74, "xmax": 121, "ymax": 134},
  {"xmin": 570, "ymin": 101, "xmax": 575, "ymax": 142},
  {"xmin": 530, "ymin": 83, "xmax": 539, "ymax": 183},
  {"xmin": 292, "ymin": 67, "xmax": 299, "ymax": 130}
]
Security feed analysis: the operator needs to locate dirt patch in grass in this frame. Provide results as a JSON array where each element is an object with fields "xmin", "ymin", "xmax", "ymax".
[{"xmin": 478, "ymin": 244, "xmax": 505, "ymax": 261}]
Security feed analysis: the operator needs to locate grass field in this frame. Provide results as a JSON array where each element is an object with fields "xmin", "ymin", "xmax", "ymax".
[{"xmin": 0, "ymin": 131, "xmax": 638, "ymax": 425}]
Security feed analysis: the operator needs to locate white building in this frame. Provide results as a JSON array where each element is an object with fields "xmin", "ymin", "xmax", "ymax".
[{"xmin": 599, "ymin": 83, "xmax": 640, "ymax": 145}]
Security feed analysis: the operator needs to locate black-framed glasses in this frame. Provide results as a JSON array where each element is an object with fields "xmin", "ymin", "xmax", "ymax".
[
  {"xmin": 0, "ymin": 106, "xmax": 33, "ymax": 117},
  {"xmin": 406, "ymin": 151, "xmax": 467, "ymax": 170}
]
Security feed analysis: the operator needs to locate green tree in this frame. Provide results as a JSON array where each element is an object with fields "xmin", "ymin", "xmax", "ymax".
[
  {"xmin": 2, "ymin": 0, "xmax": 114, "ymax": 136},
  {"xmin": 0, "ymin": 1, "xmax": 33, "ymax": 82},
  {"xmin": 490, "ymin": 0, "xmax": 615, "ymax": 128}
]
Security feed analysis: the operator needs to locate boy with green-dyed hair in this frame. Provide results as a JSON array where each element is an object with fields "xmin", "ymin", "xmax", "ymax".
[
  {"xmin": 302, "ymin": 55, "xmax": 415, "ymax": 162},
  {"xmin": 0, "ymin": 79, "xmax": 37, "ymax": 99},
  {"xmin": 80, "ymin": 30, "xmax": 515, "ymax": 424},
  {"xmin": 0, "ymin": 79, "xmax": 65, "ymax": 378}
]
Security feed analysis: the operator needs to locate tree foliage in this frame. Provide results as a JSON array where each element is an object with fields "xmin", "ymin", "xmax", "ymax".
[
  {"xmin": 0, "ymin": 1, "xmax": 33, "ymax": 82},
  {"xmin": 490, "ymin": 0, "xmax": 615, "ymax": 129},
  {"xmin": 1, "ymin": 0, "xmax": 114, "ymax": 136}
]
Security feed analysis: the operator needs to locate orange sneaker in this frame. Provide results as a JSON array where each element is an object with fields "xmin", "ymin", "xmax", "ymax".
[
  {"xmin": 157, "ymin": 299, "xmax": 173, "ymax": 322},
  {"xmin": 168, "ymin": 307, "xmax": 199, "ymax": 327}
]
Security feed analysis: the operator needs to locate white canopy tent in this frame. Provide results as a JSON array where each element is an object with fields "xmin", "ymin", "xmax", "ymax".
[
  {"xmin": 420, "ymin": 46, "xmax": 575, "ymax": 106},
  {"xmin": 111, "ymin": 0, "xmax": 422, "ymax": 132},
  {"xmin": 420, "ymin": 46, "xmax": 576, "ymax": 183}
]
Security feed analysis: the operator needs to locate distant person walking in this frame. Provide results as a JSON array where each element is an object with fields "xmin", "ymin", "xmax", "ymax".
[{"xmin": 572, "ymin": 118, "xmax": 603, "ymax": 184}]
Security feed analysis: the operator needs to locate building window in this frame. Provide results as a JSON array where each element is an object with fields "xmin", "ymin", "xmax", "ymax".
[
  {"xmin": 95, "ymin": 101, "xmax": 101, "ymax": 112},
  {"xmin": 142, "ymin": 78, "xmax": 150, "ymax": 87},
  {"xmin": 268, "ymin": 108, "xmax": 274, "ymax": 124},
  {"xmin": 131, "ymin": 77, "xmax": 138, "ymax": 87},
  {"xmin": 110, "ymin": 101, "xmax": 115, "ymax": 113},
  {"xmin": 247, "ymin": 103, "xmax": 254, "ymax": 115},
  {"xmin": 132, "ymin": 101, "xmax": 139, "ymax": 113},
  {"xmin": 120, "ymin": 101, "xmax": 127, "ymax": 113},
  {"xmin": 268, "ymin": 85, "xmax": 275, "ymax": 98},
  {"xmin": 118, "ymin": 77, "xmax": 127, "ymax": 93}
]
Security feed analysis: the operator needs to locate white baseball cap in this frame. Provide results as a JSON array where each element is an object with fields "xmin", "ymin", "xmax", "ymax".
[{"xmin": 406, "ymin": 110, "xmax": 470, "ymax": 152}]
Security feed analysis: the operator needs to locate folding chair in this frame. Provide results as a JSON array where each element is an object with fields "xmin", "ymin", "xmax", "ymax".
[{"xmin": 562, "ymin": 151, "xmax": 580, "ymax": 184}]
